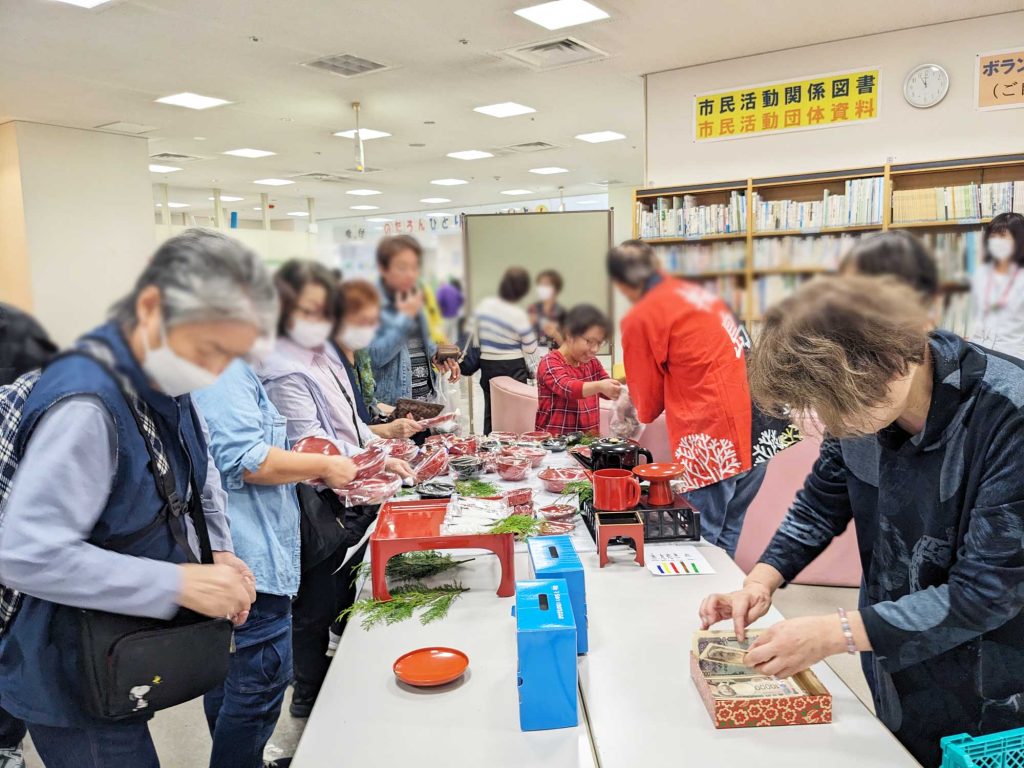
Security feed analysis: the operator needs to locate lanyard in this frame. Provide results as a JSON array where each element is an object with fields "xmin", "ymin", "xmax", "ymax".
[{"xmin": 984, "ymin": 265, "xmax": 1019, "ymax": 315}]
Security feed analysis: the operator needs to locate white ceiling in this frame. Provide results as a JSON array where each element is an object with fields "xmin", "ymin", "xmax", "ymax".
[{"xmin": 2, "ymin": 0, "xmax": 1019, "ymax": 221}]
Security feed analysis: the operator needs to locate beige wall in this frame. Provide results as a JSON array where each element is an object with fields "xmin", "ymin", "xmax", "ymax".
[
  {"xmin": 2, "ymin": 122, "xmax": 154, "ymax": 345},
  {"xmin": 0, "ymin": 123, "xmax": 32, "ymax": 310},
  {"xmin": 645, "ymin": 12, "xmax": 1024, "ymax": 186}
]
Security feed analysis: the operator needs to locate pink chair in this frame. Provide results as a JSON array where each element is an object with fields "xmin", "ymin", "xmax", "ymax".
[
  {"xmin": 488, "ymin": 376, "xmax": 615, "ymax": 435},
  {"xmin": 733, "ymin": 435, "xmax": 862, "ymax": 587},
  {"xmin": 635, "ymin": 415, "xmax": 672, "ymax": 463}
]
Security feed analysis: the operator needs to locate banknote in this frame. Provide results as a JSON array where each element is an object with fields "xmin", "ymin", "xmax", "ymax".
[
  {"xmin": 692, "ymin": 630, "xmax": 760, "ymax": 676},
  {"xmin": 707, "ymin": 674, "xmax": 806, "ymax": 700}
]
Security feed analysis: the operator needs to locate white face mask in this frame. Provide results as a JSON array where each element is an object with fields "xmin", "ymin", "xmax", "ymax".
[
  {"xmin": 989, "ymin": 237, "xmax": 1015, "ymax": 263},
  {"xmin": 141, "ymin": 321, "xmax": 218, "ymax": 397},
  {"xmin": 339, "ymin": 325, "xmax": 378, "ymax": 351},
  {"xmin": 289, "ymin": 318, "xmax": 333, "ymax": 349},
  {"xmin": 536, "ymin": 284, "xmax": 555, "ymax": 302}
]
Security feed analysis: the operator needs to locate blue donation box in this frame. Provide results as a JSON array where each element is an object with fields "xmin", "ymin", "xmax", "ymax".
[
  {"xmin": 515, "ymin": 580, "xmax": 578, "ymax": 732},
  {"xmin": 527, "ymin": 534, "xmax": 588, "ymax": 654}
]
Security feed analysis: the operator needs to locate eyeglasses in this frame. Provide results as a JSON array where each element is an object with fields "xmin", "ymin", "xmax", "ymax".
[{"xmin": 580, "ymin": 336, "xmax": 604, "ymax": 349}]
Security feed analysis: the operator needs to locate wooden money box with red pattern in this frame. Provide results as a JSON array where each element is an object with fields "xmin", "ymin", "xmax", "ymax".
[{"xmin": 689, "ymin": 653, "xmax": 832, "ymax": 728}]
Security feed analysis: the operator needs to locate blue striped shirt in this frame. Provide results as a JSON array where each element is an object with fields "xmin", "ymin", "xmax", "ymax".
[{"xmin": 474, "ymin": 296, "xmax": 539, "ymax": 364}]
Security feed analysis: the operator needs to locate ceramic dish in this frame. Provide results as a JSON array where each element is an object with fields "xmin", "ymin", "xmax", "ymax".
[
  {"xmin": 515, "ymin": 446, "xmax": 547, "ymax": 468},
  {"xmin": 538, "ymin": 504, "xmax": 577, "ymax": 523},
  {"xmin": 393, "ymin": 647, "xmax": 469, "ymax": 687},
  {"xmin": 537, "ymin": 467, "xmax": 590, "ymax": 494},
  {"xmin": 496, "ymin": 456, "xmax": 531, "ymax": 482}
]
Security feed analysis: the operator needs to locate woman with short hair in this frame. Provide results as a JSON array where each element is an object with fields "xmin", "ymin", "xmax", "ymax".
[
  {"xmin": 0, "ymin": 229, "xmax": 268, "ymax": 767},
  {"xmin": 529, "ymin": 268, "xmax": 567, "ymax": 349},
  {"xmin": 970, "ymin": 212, "xmax": 1024, "ymax": 358},
  {"xmin": 473, "ymin": 266, "xmax": 540, "ymax": 434},
  {"xmin": 700, "ymin": 275, "xmax": 1024, "ymax": 766}
]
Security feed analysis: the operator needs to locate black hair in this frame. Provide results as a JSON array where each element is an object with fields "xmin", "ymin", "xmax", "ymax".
[
  {"xmin": 606, "ymin": 239, "xmax": 658, "ymax": 288},
  {"xmin": 376, "ymin": 234, "xmax": 423, "ymax": 270},
  {"xmin": 536, "ymin": 269, "xmax": 564, "ymax": 293},
  {"xmin": 840, "ymin": 230, "xmax": 939, "ymax": 299},
  {"xmin": 563, "ymin": 303, "xmax": 611, "ymax": 339},
  {"xmin": 984, "ymin": 212, "xmax": 1024, "ymax": 267},
  {"xmin": 274, "ymin": 259, "xmax": 343, "ymax": 337},
  {"xmin": 499, "ymin": 267, "xmax": 531, "ymax": 302}
]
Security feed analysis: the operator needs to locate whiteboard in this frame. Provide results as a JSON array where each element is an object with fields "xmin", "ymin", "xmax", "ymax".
[{"xmin": 463, "ymin": 210, "xmax": 614, "ymax": 344}]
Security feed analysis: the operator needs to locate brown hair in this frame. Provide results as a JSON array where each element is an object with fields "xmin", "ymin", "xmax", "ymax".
[
  {"xmin": 499, "ymin": 267, "xmax": 531, "ymax": 302},
  {"xmin": 749, "ymin": 276, "xmax": 930, "ymax": 437},
  {"xmin": 537, "ymin": 269, "xmax": 564, "ymax": 293},
  {"xmin": 340, "ymin": 278, "xmax": 381, "ymax": 317},
  {"xmin": 607, "ymin": 239, "xmax": 659, "ymax": 288},
  {"xmin": 376, "ymin": 235, "xmax": 423, "ymax": 270},
  {"xmin": 274, "ymin": 259, "xmax": 342, "ymax": 337},
  {"xmin": 839, "ymin": 230, "xmax": 939, "ymax": 300}
]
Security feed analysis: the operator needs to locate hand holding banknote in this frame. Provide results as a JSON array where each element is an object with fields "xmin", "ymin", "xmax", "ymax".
[{"xmin": 698, "ymin": 581, "xmax": 773, "ymax": 641}]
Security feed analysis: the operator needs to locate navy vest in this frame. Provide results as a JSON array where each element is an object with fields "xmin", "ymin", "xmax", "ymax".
[{"xmin": 0, "ymin": 322, "xmax": 208, "ymax": 726}]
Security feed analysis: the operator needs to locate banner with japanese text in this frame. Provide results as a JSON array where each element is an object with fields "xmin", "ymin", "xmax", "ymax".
[
  {"xmin": 977, "ymin": 48, "xmax": 1024, "ymax": 110},
  {"xmin": 693, "ymin": 69, "xmax": 880, "ymax": 141}
]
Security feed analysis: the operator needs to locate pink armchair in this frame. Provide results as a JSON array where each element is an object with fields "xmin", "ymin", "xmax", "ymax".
[{"xmin": 488, "ymin": 376, "xmax": 616, "ymax": 435}]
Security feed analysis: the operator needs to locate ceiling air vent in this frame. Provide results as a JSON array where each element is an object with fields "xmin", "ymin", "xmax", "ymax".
[
  {"xmin": 499, "ymin": 37, "xmax": 608, "ymax": 70},
  {"xmin": 291, "ymin": 172, "xmax": 352, "ymax": 183},
  {"xmin": 96, "ymin": 121, "xmax": 157, "ymax": 134},
  {"xmin": 501, "ymin": 141, "xmax": 559, "ymax": 154},
  {"xmin": 303, "ymin": 53, "xmax": 392, "ymax": 78},
  {"xmin": 150, "ymin": 152, "xmax": 205, "ymax": 163}
]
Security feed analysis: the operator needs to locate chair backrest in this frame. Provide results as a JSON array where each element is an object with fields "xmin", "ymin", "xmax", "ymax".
[
  {"xmin": 634, "ymin": 414, "xmax": 672, "ymax": 463},
  {"xmin": 489, "ymin": 376, "xmax": 617, "ymax": 436}
]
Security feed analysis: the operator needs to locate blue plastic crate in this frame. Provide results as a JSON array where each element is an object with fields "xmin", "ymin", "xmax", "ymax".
[{"xmin": 941, "ymin": 728, "xmax": 1024, "ymax": 768}]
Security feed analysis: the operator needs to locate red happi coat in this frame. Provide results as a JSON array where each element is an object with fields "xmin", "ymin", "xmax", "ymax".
[{"xmin": 621, "ymin": 277, "xmax": 753, "ymax": 491}]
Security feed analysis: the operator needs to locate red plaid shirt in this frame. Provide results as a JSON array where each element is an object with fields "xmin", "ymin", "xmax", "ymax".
[{"xmin": 535, "ymin": 351, "xmax": 609, "ymax": 435}]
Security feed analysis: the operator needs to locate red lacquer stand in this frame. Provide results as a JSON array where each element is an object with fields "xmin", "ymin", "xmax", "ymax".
[
  {"xmin": 370, "ymin": 499, "xmax": 516, "ymax": 601},
  {"xmin": 595, "ymin": 511, "xmax": 646, "ymax": 568}
]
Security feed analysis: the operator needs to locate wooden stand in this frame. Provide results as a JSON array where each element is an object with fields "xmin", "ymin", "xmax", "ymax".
[{"xmin": 595, "ymin": 511, "xmax": 645, "ymax": 568}]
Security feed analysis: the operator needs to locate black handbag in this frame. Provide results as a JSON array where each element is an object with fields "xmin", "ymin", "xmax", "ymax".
[{"xmin": 69, "ymin": 340, "xmax": 234, "ymax": 721}]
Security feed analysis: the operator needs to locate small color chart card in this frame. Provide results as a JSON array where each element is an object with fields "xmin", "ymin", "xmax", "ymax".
[{"xmin": 645, "ymin": 545, "xmax": 715, "ymax": 577}]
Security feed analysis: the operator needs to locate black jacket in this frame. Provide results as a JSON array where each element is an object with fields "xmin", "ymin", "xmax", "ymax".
[{"xmin": 0, "ymin": 303, "xmax": 57, "ymax": 385}]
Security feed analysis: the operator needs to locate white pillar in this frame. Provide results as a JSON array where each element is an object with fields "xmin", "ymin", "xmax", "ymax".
[
  {"xmin": 261, "ymin": 192, "xmax": 270, "ymax": 231},
  {"xmin": 212, "ymin": 188, "xmax": 224, "ymax": 230}
]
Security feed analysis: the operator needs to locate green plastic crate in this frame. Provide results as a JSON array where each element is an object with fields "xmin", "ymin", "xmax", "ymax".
[{"xmin": 941, "ymin": 729, "xmax": 1024, "ymax": 768}]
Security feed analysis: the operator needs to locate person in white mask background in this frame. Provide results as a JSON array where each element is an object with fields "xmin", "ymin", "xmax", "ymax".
[
  {"xmin": 528, "ymin": 269, "xmax": 567, "ymax": 350},
  {"xmin": 970, "ymin": 212, "xmax": 1024, "ymax": 360}
]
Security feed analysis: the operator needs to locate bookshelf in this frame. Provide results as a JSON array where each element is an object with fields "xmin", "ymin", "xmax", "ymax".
[{"xmin": 634, "ymin": 153, "xmax": 1024, "ymax": 332}]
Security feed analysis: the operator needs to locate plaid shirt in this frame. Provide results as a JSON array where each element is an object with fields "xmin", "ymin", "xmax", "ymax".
[{"xmin": 535, "ymin": 351, "xmax": 609, "ymax": 435}]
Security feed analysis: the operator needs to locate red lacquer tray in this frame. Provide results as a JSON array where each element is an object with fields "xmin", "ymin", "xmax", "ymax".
[
  {"xmin": 369, "ymin": 499, "xmax": 515, "ymax": 601},
  {"xmin": 394, "ymin": 647, "xmax": 469, "ymax": 687}
]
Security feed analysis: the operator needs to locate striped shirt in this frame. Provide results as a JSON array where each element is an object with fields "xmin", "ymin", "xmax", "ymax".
[{"xmin": 474, "ymin": 296, "xmax": 539, "ymax": 364}]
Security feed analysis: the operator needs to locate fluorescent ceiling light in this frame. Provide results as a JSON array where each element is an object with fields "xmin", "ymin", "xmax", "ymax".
[
  {"xmin": 155, "ymin": 202, "xmax": 190, "ymax": 209},
  {"xmin": 253, "ymin": 178, "xmax": 294, "ymax": 186},
  {"xmin": 333, "ymin": 128, "xmax": 391, "ymax": 140},
  {"xmin": 346, "ymin": 189, "xmax": 381, "ymax": 196},
  {"xmin": 430, "ymin": 178, "xmax": 468, "ymax": 186},
  {"xmin": 420, "ymin": 197, "xmax": 451, "ymax": 204},
  {"xmin": 149, "ymin": 164, "xmax": 183, "ymax": 174},
  {"xmin": 426, "ymin": 212, "xmax": 453, "ymax": 218},
  {"xmin": 575, "ymin": 130, "xmax": 625, "ymax": 143},
  {"xmin": 155, "ymin": 92, "xmax": 232, "ymax": 110},
  {"xmin": 350, "ymin": 205, "xmax": 380, "ymax": 211},
  {"xmin": 253, "ymin": 207, "xmax": 263, "ymax": 211},
  {"xmin": 208, "ymin": 196, "xmax": 244, "ymax": 202},
  {"xmin": 366, "ymin": 217, "xmax": 394, "ymax": 223},
  {"xmin": 529, "ymin": 166, "xmax": 569, "ymax": 175},
  {"xmin": 514, "ymin": 0, "xmax": 609, "ymax": 30},
  {"xmin": 501, "ymin": 189, "xmax": 534, "ymax": 195},
  {"xmin": 287, "ymin": 212, "xmax": 310, "ymax": 217},
  {"xmin": 54, "ymin": 0, "xmax": 114, "ymax": 7},
  {"xmin": 222, "ymin": 148, "xmax": 276, "ymax": 158},
  {"xmin": 473, "ymin": 102, "xmax": 535, "ymax": 118},
  {"xmin": 447, "ymin": 150, "xmax": 494, "ymax": 160}
]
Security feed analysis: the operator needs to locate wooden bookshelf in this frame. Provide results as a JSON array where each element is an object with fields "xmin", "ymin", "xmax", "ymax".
[{"xmin": 634, "ymin": 152, "xmax": 1024, "ymax": 325}]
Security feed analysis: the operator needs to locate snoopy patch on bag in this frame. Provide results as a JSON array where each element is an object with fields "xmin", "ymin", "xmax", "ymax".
[{"xmin": 129, "ymin": 675, "xmax": 163, "ymax": 710}]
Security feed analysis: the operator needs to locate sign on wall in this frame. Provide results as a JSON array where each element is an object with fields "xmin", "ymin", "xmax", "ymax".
[
  {"xmin": 977, "ymin": 48, "xmax": 1024, "ymax": 110},
  {"xmin": 693, "ymin": 68, "xmax": 880, "ymax": 142}
]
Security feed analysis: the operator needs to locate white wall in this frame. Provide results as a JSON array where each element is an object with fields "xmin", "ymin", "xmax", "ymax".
[
  {"xmin": 0, "ymin": 123, "xmax": 31, "ymax": 310},
  {"xmin": 158, "ymin": 224, "xmax": 317, "ymax": 269},
  {"xmin": 3, "ymin": 122, "xmax": 155, "ymax": 345},
  {"xmin": 645, "ymin": 12, "xmax": 1024, "ymax": 186}
]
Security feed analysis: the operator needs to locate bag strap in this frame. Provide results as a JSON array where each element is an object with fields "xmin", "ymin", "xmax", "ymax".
[
  {"xmin": 67, "ymin": 339, "xmax": 211, "ymax": 565},
  {"xmin": 320, "ymin": 358, "xmax": 366, "ymax": 449},
  {"xmin": 457, "ymin": 319, "xmax": 479, "ymax": 364}
]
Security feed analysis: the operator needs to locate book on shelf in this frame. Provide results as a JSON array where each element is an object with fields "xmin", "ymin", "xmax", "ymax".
[
  {"xmin": 752, "ymin": 233, "xmax": 863, "ymax": 271},
  {"xmin": 891, "ymin": 181, "xmax": 1024, "ymax": 223},
  {"xmin": 752, "ymin": 177, "xmax": 883, "ymax": 231},
  {"xmin": 652, "ymin": 241, "xmax": 746, "ymax": 274},
  {"xmin": 914, "ymin": 229, "xmax": 983, "ymax": 282},
  {"xmin": 691, "ymin": 275, "xmax": 744, "ymax": 315},
  {"xmin": 753, "ymin": 275, "xmax": 804, "ymax": 315},
  {"xmin": 636, "ymin": 191, "xmax": 747, "ymax": 238}
]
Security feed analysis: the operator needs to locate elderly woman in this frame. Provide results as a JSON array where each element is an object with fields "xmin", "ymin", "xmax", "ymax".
[
  {"xmin": 701, "ymin": 275, "xmax": 1024, "ymax": 767},
  {"xmin": 0, "ymin": 229, "xmax": 267, "ymax": 767}
]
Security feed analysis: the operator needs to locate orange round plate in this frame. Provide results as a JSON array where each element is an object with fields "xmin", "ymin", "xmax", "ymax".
[
  {"xmin": 393, "ymin": 647, "xmax": 469, "ymax": 687},
  {"xmin": 632, "ymin": 462, "xmax": 686, "ymax": 481}
]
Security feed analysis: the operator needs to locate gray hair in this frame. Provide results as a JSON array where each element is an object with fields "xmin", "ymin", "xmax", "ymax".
[
  {"xmin": 606, "ymin": 239, "xmax": 659, "ymax": 289},
  {"xmin": 110, "ymin": 228, "xmax": 278, "ymax": 336}
]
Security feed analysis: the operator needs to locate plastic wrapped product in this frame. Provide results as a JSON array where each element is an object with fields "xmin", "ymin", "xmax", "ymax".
[
  {"xmin": 516, "ymin": 446, "xmax": 547, "ymax": 468},
  {"xmin": 490, "ymin": 431, "xmax": 519, "ymax": 446},
  {"xmin": 520, "ymin": 431, "xmax": 553, "ymax": 444},
  {"xmin": 538, "ymin": 504, "xmax": 577, "ymax": 523},
  {"xmin": 411, "ymin": 445, "xmax": 450, "ymax": 482},
  {"xmin": 609, "ymin": 387, "xmax": 643, "ymax": 440},
  {"xmin": 537, "ymin": 467, "xmax": 590, "ymax": 494},
  {"xmin": 504, "ymin": 487, "xmax": 534, "ymax": 507},
  {"xmin": 419, "ymin": 410, "xmax": 461, "ymax": 433},
  {"xmin": 335, "ymin": 472, "xmax": 403, "ymax": 507},
  {"xmin": 378, "ymin": 438, "xmax": 419, "ymax": 462},
  {"xmin": 496, "ymin": 456, "xmax": 531, "ymax": 482},
  {"xmin": 450, "ymin": 455, "xmax": 484, "ymax": 480},
  {"xmin": 352, "ymin": 444, "xmax": 388, "ymax": 479},
  {"xmin": 448, "ymin": 436, "xmax": 479, "ymax": 457}
]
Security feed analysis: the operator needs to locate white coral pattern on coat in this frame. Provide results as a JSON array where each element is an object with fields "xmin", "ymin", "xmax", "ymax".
[
  {"xmin": 751, "ymin": 424, "xmax": 801, "ymax": 465},
  {"xmin": 673, "ymin": 433, "xmax": 742, "ymax": 491}
]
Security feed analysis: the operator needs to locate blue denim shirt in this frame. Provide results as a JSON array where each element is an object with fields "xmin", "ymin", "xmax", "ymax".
[
  {"xmin": 194, "ymin": 360, "xmax": 300, "ymax": 597},
  {"xmin": 368, "ymin": 280, "xmax": 437, "ymax": 404}
]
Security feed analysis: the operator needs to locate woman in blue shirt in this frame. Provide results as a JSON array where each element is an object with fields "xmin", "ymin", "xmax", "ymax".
[{"xmin": 195, "ymin": 361, "xmax": 357, "ymax": 768}]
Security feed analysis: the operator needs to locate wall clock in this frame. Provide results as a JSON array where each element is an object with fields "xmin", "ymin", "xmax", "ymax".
[{"xmin": 903, "ymin": 63, "xmax": 949, "ymax": 108}]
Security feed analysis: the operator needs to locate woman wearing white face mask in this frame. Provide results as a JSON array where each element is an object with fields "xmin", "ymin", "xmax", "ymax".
[
  {"xmin": 0, "ymin": 229, "xmax": 272, "ymax": 767},
  {"xmin": 970, "ymin": 212, "xmax": 1024, "ymax": 359},
  {"xmin": 528, "ymin": 269, "xmax": 567, "ymax": 349}
]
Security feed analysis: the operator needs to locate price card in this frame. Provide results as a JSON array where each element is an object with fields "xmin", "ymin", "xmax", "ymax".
[{"xmin": 646, "ymin": 544, "xmax": 715, "ymax": 576}]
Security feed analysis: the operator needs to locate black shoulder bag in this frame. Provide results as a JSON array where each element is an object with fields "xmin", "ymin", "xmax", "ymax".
[{"xmin": 70, "ymin": 341, "xmax": 234, "ymax": 721}]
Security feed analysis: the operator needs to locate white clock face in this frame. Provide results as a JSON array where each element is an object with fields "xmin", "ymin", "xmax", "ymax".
[{"xmin": 904, "ymin": 64, "xmax": 949, "ymax": 108}]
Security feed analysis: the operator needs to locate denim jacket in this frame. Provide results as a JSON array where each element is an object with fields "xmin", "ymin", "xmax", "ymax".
[
  {"xmin": 194, "ymin": 360, "xmax": 301, "ymax": 597},
  {"xmin": 368, "ymin": 280, "xmax": 437, "ymax": 404}
]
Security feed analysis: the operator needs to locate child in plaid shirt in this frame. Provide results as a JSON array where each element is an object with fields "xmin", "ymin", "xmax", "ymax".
[{"xmin": 535, "ymin": 304, "xmax": 621, "ymax": 435}]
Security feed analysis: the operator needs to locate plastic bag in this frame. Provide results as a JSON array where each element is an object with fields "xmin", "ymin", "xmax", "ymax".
[
  {"xmin": 352, "ymin": 444, "xmax": 388, "ymax": 479},
  {"xmin": 411, "ymin": 445, "xmax": 450, "ymax": 482},
  {"xmin": 334, "ymin": 472, "xmax": 403, "ymax": 507},
  {"xmin": 609, "ymin": 386, "xmax": 643, "ymax": 441},
  {"xmin": 378, "ymin": 438, "xmax": 419, "ymax": 462}
]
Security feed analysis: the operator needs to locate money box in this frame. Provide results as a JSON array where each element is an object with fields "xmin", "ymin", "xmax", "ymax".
[
  {"xmin": 515, "ymin": 580, "xmax": 578, "ymax": 731},
  {"xmin": 526, "ymin": 535, "xmax": 588, "ymax": 654}
]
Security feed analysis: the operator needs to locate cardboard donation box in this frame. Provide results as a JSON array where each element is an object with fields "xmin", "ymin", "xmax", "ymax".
[
  {"xmin": 527, "ymin": 535, "xmax": 588, "ymax": 654},
  {"xmin": 690, "ymin": 630, "xmax": 832, "ymax": 728},
  {"xmin": 515, "ymin": 580, "xmax": 578, "ymax": 732}
]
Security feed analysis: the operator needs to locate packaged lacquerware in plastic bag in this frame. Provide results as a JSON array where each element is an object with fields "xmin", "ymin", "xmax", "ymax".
[
  {"xmin": 609, "ymin": 387, "xmax": 643, "ymax": 440},
  {"xmin": 335, "ymin": 472, "xmax": 403, "ymax": 507}
]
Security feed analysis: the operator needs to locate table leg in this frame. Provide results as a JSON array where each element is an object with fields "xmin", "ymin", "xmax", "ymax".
[
  {"xmin": 371, "ymin": 541, "xmax": 392, "ymax": 601},
  {"xmin": 484, "ymin": 535, "xmax": 517, "ymax": 597}
]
